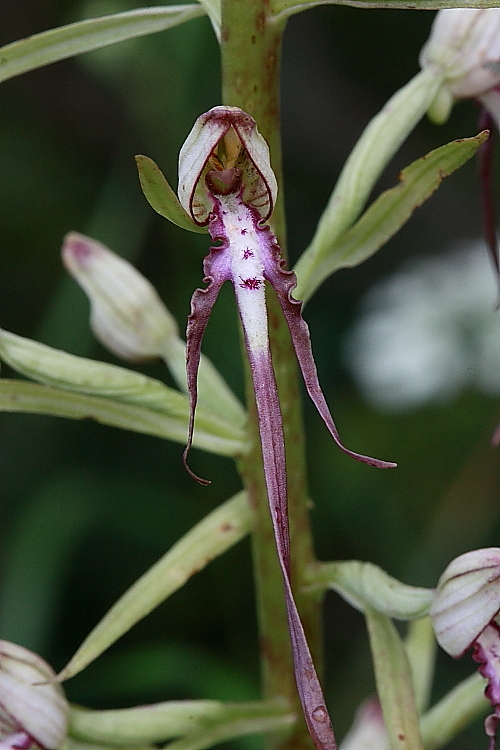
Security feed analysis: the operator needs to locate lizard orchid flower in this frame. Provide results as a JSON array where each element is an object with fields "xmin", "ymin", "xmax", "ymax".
[
  {"xmin": 431, "ymin": 548, "xmax": 500, "ymax": 750},
  {"xmin": 177, "ymin": 107, "xmax": 395, "ymax": 478},
  {"xmin": 169, "ymin": 106, "xmax": 395, "ymax": 750}
]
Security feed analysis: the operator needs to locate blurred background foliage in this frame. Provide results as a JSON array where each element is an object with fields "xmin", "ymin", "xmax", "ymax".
[{"xmin": 0, "ymin": 2, "xmax": 499, "ymax": 748}]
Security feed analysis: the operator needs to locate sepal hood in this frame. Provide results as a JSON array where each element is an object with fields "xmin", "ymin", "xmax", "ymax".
[{"xmin": 178, "ymin": 106, "xmax": 278, "ymax": 225}]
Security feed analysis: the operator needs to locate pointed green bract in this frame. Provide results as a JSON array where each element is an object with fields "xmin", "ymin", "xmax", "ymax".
[
  {"xmin": 365, "ymin": 608, "xmax": 425, "ymax": 750},
  {"xmin": 296, "ymin": 131, "xmax": 487, "ymax": 302},
  {"xmin": 135, "ymin": 155, "xmax": 207, "ymax": 234},
  {"xmin": 57, "ymin": 492, "xmax": 252, "ymax": 682},
  {"xmin": 0, "ymin": 6, "xmax": 206, "ymax": 85},
  {"xmin": 0, "ymin": 327, "xmax": 190, "ymax": 414}
]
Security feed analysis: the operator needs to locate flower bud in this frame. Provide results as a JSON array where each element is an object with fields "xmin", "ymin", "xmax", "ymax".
[
  {"xmin": 62, "ymin": 232, "xmax": 179, "ymax": 362},
  {"xmin": 0, "ymin": 641, "xmax": 68, "ymax": 749},
  {"xmin": 177, "ymin": 106, "xmax": 278, "ymax": 226},
  {"xmin": 430, "ymin": 548, "xmax": 500, "ymax": 657},
  {"xmin": 420, "ymin": 9, "xmax": 500, "ymax": 125}
]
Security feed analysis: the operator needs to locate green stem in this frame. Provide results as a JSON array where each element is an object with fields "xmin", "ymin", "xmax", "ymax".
[{"xmin": 220, "ymin": 4, "xmax": 321, "ymax": 750}]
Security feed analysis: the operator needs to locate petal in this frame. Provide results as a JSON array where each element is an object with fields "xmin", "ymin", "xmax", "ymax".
[
  {"xmin": 340, "ymin": 697, "xmax": 388, "ymax": 750},
  {"xmin": 178, "ymin": 109, "xmax": 229, "ymax": 225},
  {"xmin": 231, "ymin": 115, "xmax": 277, "ymax": 222},
  {"xmin": 192, "ymin": 193, "xmax": 337, "ymax": 750},
  {"xmin": 473, "ymin": 622, "xmax": 500, "ymax": 707},
  {"xmin": 183, "ymin": 234, "xmax": 231, "ymax": 483},
  {"xmin": 0, "ymin": 642, "xmax": 68, "ymax": 750},
  {"xmin": 0, "ymin": 734, "xmax": 32, "ymax": 750},
  {"xmin": 486, "ymin": 712, "xmax": 499, "ymax": 750},
  {"xmin": 264, "ymin": 253, "xmax": 396, "ymax": 469},
  {"xmin": 431, "ymin": 548, "xmax": 500, "ymax": 657},
  {"xmin": 420, "ymin": 10, "xmax": 500, "ymax": 98},
  {"xmin": 473, "ymin": 623, "xmax": 500, "ymax": 750}
]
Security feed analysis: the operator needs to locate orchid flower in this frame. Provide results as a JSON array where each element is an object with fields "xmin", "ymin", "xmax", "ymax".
[
  {"xmin": 430, "ymin": 548, "xmax": 500, "ymax": 750},
  {"xmin": 0, "ymin": 641, "xmax": 68, "ymax": 750},
  {"xmin": 138, "ymin": 106, "xmax": 395, "ymax": 750}
]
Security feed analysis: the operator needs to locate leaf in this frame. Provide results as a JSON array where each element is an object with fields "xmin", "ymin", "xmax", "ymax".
[
  {"xmin": 0, "ymin": 380, "xmax": 244, "ymax": 457},
  {"xmin": 57, "ymin": 492, "xmax": 253, "ymax": 681},
  {"xmin": 135, "ymin": 155, "xmax": 207, "ymax": 234},
  {"xmin": 365, "ymin": 608, "xmax": 425, "ymax": 750},
  {"xmin": 298, "ymin": 131, "xmax": 488, "ymax": 299},
  {"xmin": 0, "ymin": 6, "xmax": 205, "ymax": 84},
  {"xmin": 271, "ymin": 0, "xmax": 500, "ymax": 22}
]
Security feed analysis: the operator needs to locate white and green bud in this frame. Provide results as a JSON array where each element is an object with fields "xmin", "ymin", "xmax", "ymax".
[
  {"xmin": 420, "ymin": 10, "xmax": 500, "ymax": 125},
  {"xmin": 62, "ymin": 232, "xmax": 179, "ymax": 362},
  {"xmin": 0, "ymin": 641, "xmax": 68, "ymax": 750},
  {"xmin": 61, "ymin": 232, "xmax": 245, "ymax": 425}
]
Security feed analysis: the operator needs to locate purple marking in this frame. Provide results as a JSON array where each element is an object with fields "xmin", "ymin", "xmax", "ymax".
[{"xmin": 239, "ymin": 277, "xmax": 261, "ymax": 289}]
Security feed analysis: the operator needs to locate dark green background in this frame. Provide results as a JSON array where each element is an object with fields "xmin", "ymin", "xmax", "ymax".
[{"xmin": 0, "ymin": 2, "xmax": 498, "ymax": 748}]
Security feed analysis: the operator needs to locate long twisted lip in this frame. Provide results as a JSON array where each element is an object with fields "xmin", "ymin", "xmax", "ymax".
[{"xmin": 182, "ymin": 161, "xmax": 394, "ymax": 750}]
